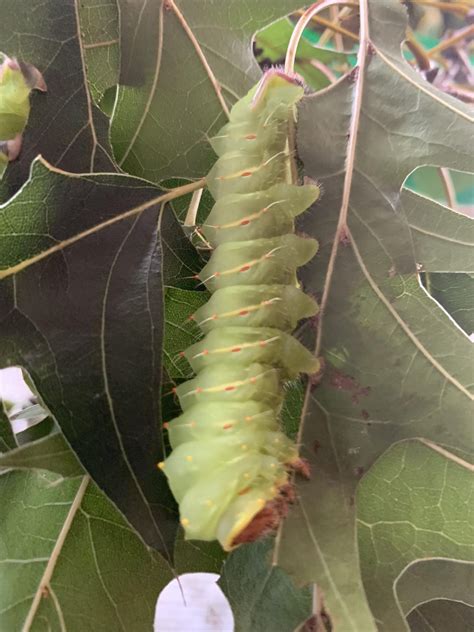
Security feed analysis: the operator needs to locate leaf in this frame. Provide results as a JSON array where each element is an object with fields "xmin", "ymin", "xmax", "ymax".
[
  {"xmin": 408, "ymin": 600, "xmax": 474, "ymax": 632},
  {"xmin": 78, "ymin": 0, "xmax": 120, "ymax": 103},
  {"xmin": 357, "ymin": 439, "xmax": 474, "ymax": 631},
  {"xmin": 163, "ymin": 288, "xmax": 208, "ymax": 380},
  {"xmin": 424, "ymin": 273, "xmax": 474, "ymax": 336},
  {"xmin": 0, "ymin": 157, "xmax": 185, "ymax": 556},
  {"xmin": 220, "ymin": 539, "xmax": 312, "ymax": 632},
  {"xmin": 110, "ymin": 0, "xmax": 311, "ymax": 182},
  {"xmin": 0, "ymin": 0, "xmax": 115, "ymax": 200},
  {"xmin": 0, "ymin": 432, "xmax": 84, "ymax": 477},
  {"xmin": 0, "ymin": 470, "xmax": 173, "ymax": 631},
  {"xmin": 167, "ymin": 179, "xmax": 214, "ymax": 224},
  {"xmin": 161, "ymin": 204, "xmax": 203, "ymax": 290},
  {"xmin": 356, "ymin": 441, "xmax": 474, "ymax": 632},
  {"xmin": 406, "ymin": 166, "xmax": 474, "ymax": 207},
  {"xmin": 401, "ymin": 190, "xmax": 474, "ymax": 273},
  {"xmin": 15, "ymin": 417, "xmax": 55, "ymax": 447},
  {"xmin": 174, "ymin": 529, "xmax": 226, "ymax": 575},
  {"xmin": 273, "ymin": 0, "xmax": 474, "ymax": 628},
  {"xmin": 254, "ymin": 17, "xmax": 351, "ymax": 91},
  {"xmin": 398, "ymin": 558, "xmax": 474, "ymax": 627},
  {"xmin": 0, "ymin": 401, "xmax": 15, "ymax": 452}
]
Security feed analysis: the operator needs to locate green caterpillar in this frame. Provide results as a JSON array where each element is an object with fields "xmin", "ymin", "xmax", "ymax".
[
  {"xmin": 159, "ymin": 69, "xmax": 320, "ymax": 551},
  {"xmin": 0, "ymin": 53, "xmax": 46, "ymax": 167}
]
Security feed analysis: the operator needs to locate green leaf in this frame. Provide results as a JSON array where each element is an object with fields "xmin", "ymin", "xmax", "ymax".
[
  {"xmin": 0, "ymin": 432, "xmax": 84, "ymax": 476},
  {"xmin": 424, "ymin": 273, "xmax": 474, "ymax": 336},
  {"xmin": 357, "ymin": 439, "xmax": 474, "ymax": 632},
  {"xmin": 0, "ymin": 400, "xmax": 15, "ymax": 452},
  {"xmin": 407, "ymin": 600, "xmax": 474, "ymax": 632},
  {"xmin": 220, "ymin": 539, "xmax": 312, "ymax": 632},
  {"xmin": 79, "ymin": 0, "xmax": 120, "ymax": 103},
  {"xmin": 254, "ymin": 17, "xmax": 351, "ymax": 91},
  {"xmin": 0, "ymin": 470, "xmax": 173, "ymax": 631},
  {"xmin": 402, "ymin": 190, "xmax": 474, "ymax": 273},
  {"xmin": 398, "ymin": 558, "xmax": 474, "ymax": 628},
  {"xmin": 273, "ymin": 0, "xmax": 474, "ymax": 628},
  {"xmin": 174, "ymin": 529, "xmax": 226, "ymax": 575},
  {"xmin": 161, "ymin": 204, "xmax": 203, "ymax": 290},
  {"xmin": 110, "ymin": 0, "xmax": 313, "ymax": 182},
  {"xmin": 0, "ymin": 158, "xmax": 180, "ymax": 556},
  {"xmin": 163, "ymin": 288, "xmax": 208, "ymax": 380},
  {"xmin": 15, "ymin": 417, "xmax": 55, "ymax": 447},
  {"xmin": 0, "ymin": 0, "xmax": 115, "ymax": 200}
]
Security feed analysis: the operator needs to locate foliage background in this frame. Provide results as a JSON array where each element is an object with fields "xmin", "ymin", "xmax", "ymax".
[{"xmin": 0, "ymin": 0, "xmax": 472, "ymax": 630}]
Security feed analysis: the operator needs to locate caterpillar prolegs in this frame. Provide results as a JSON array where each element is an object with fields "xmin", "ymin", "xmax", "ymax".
[{"xmin": 160, "ymin": 69, "xmax": 320, "ymax": 551}]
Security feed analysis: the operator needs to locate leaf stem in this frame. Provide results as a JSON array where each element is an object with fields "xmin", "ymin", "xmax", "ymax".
[
  {"xmin": 406, "ymin": 31, "xmax": 431, "ymax": 71},
  {"xmin": 0, "ymin": 168, "xmax": 207, "ymax": 281},
  {"xmin": 286, "ymin": 1, "xmax": 360, "ymax": 74},
  {"xmin": 329, "ymin": 6, "xmax": 345, "ymax": 51},
  {"xmin": 293, "ymin": 8, "xmax": 360, "ymax": 43},
  {"xmin": 313, "ymin": 0, "xmax": 369, "ymax": 358},
  {"xmin": 438, "ymin": 167, "xmax": 457, "ymax": 209},
  {"xmin": 22, "ymin": 476, "xmax": 90, "ymax": 632},
  {"xmin": 184, "ymin": 188, "xmax": 203, "ymax": 226}
]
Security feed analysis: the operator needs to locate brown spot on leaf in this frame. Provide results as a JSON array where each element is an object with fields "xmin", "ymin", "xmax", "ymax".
[{"xmin": 328, "ymin": 369, "xmax": 370, "ymax": 404}]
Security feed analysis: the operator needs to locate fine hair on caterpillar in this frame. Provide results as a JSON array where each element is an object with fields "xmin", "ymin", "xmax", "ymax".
[{"xmin": 159, "ymin": 68, "xmax": 320, "ymax": 551}]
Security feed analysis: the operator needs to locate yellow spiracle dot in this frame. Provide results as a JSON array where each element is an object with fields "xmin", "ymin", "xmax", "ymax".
[
  {"xmin": 157, "ymin": 461, "xmax": 165, "ymax": 470},
  {"xmin": 186, "ymin": 455, "xmax": 193, "ymax": 462},
  {"xmin": 190, "ymin": 421, "xmax": 197, "ymax": 428},
  {"xmin": 257, "ymin": 498, "xmax": 265, "ymax": 506},
  {"xmin": 244, "ymin": 416, "xmax": 252, "ymax": 422},
  {"xmin": 241, "ymin": 444, "xmax": 248, "ymax": 450},
  {"xmin": 205, "ymin": 499, "xmax": 213, "ymax": 507},
  {"xmin": 243, "ymin": 472, "xmax": 250, "ymax": 479},
  {"xmin": 270, "ymin": 463, "xmax": 276, "ymax": 468},
  {"xmin": 181, "ymin": 518, "xmax": 190, "ymax": 527}
]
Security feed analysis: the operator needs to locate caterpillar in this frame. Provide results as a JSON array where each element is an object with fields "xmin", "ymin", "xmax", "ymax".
[
  {"xmin": 159, "ymin": 69, "xmax": 320, "ymax": 551},
  {"xmin": 0, "ymin": 54, "xmax": 46, "ymax": 165}
]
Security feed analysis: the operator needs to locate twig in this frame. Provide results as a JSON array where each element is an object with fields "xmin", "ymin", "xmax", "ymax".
[
  {"xmin": 406, "ymin": 31, "xmax": 431, "ymax": 71},
  {"xmin": 438, "ymin": 167, "xmax": 457, "ymax": 209},
  {"xmin": 330, "ymin": 6, "xmax": 345, "ymax": 50},
  {"xmin": 184, "ymin": 188, "xmax": 203, "ymax": 226},
  {"xmin": 286, "ymin": 1, "xmax": 359, "ymax": 74},
  {"xmin": 411, "ymin": 0, "xmax": 471, "ymax": 17},
  {"xmin": 427, "ymin": 25, "xmax": 474, "ymax": 58},
  {"xmin": 294, "ymin": 7, "xmax": 360, "ymax": 44}
]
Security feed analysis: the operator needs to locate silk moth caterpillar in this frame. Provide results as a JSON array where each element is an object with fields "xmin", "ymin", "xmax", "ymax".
[
  {"xmin": 0, "ymin": 54, "xmax": 46, "ymax": 165},
  {"xmin": 160, "ymin": 69, "xmax": 320, "ymax": 551}
]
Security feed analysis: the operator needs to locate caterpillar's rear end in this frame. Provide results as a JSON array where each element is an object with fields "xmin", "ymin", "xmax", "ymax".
[{"xmin": 159, "ymin": 69, "xmax": 320, "ymax": 551}]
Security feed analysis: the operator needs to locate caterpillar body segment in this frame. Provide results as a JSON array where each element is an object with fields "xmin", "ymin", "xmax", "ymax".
[
  {"xmin": 194, "ymin": 285, "xmax": 318, "ymax": 333},
  {"xmin": 0, "ymin": 54, "xmax": 46, "ymax": 163},
  {"xmin": 160, "ymin": 69, "xmax": 320, "ymax": 550},
  {"xmin": 202, "ymin": 182, "xmax": 319, "ymax": 246}
]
